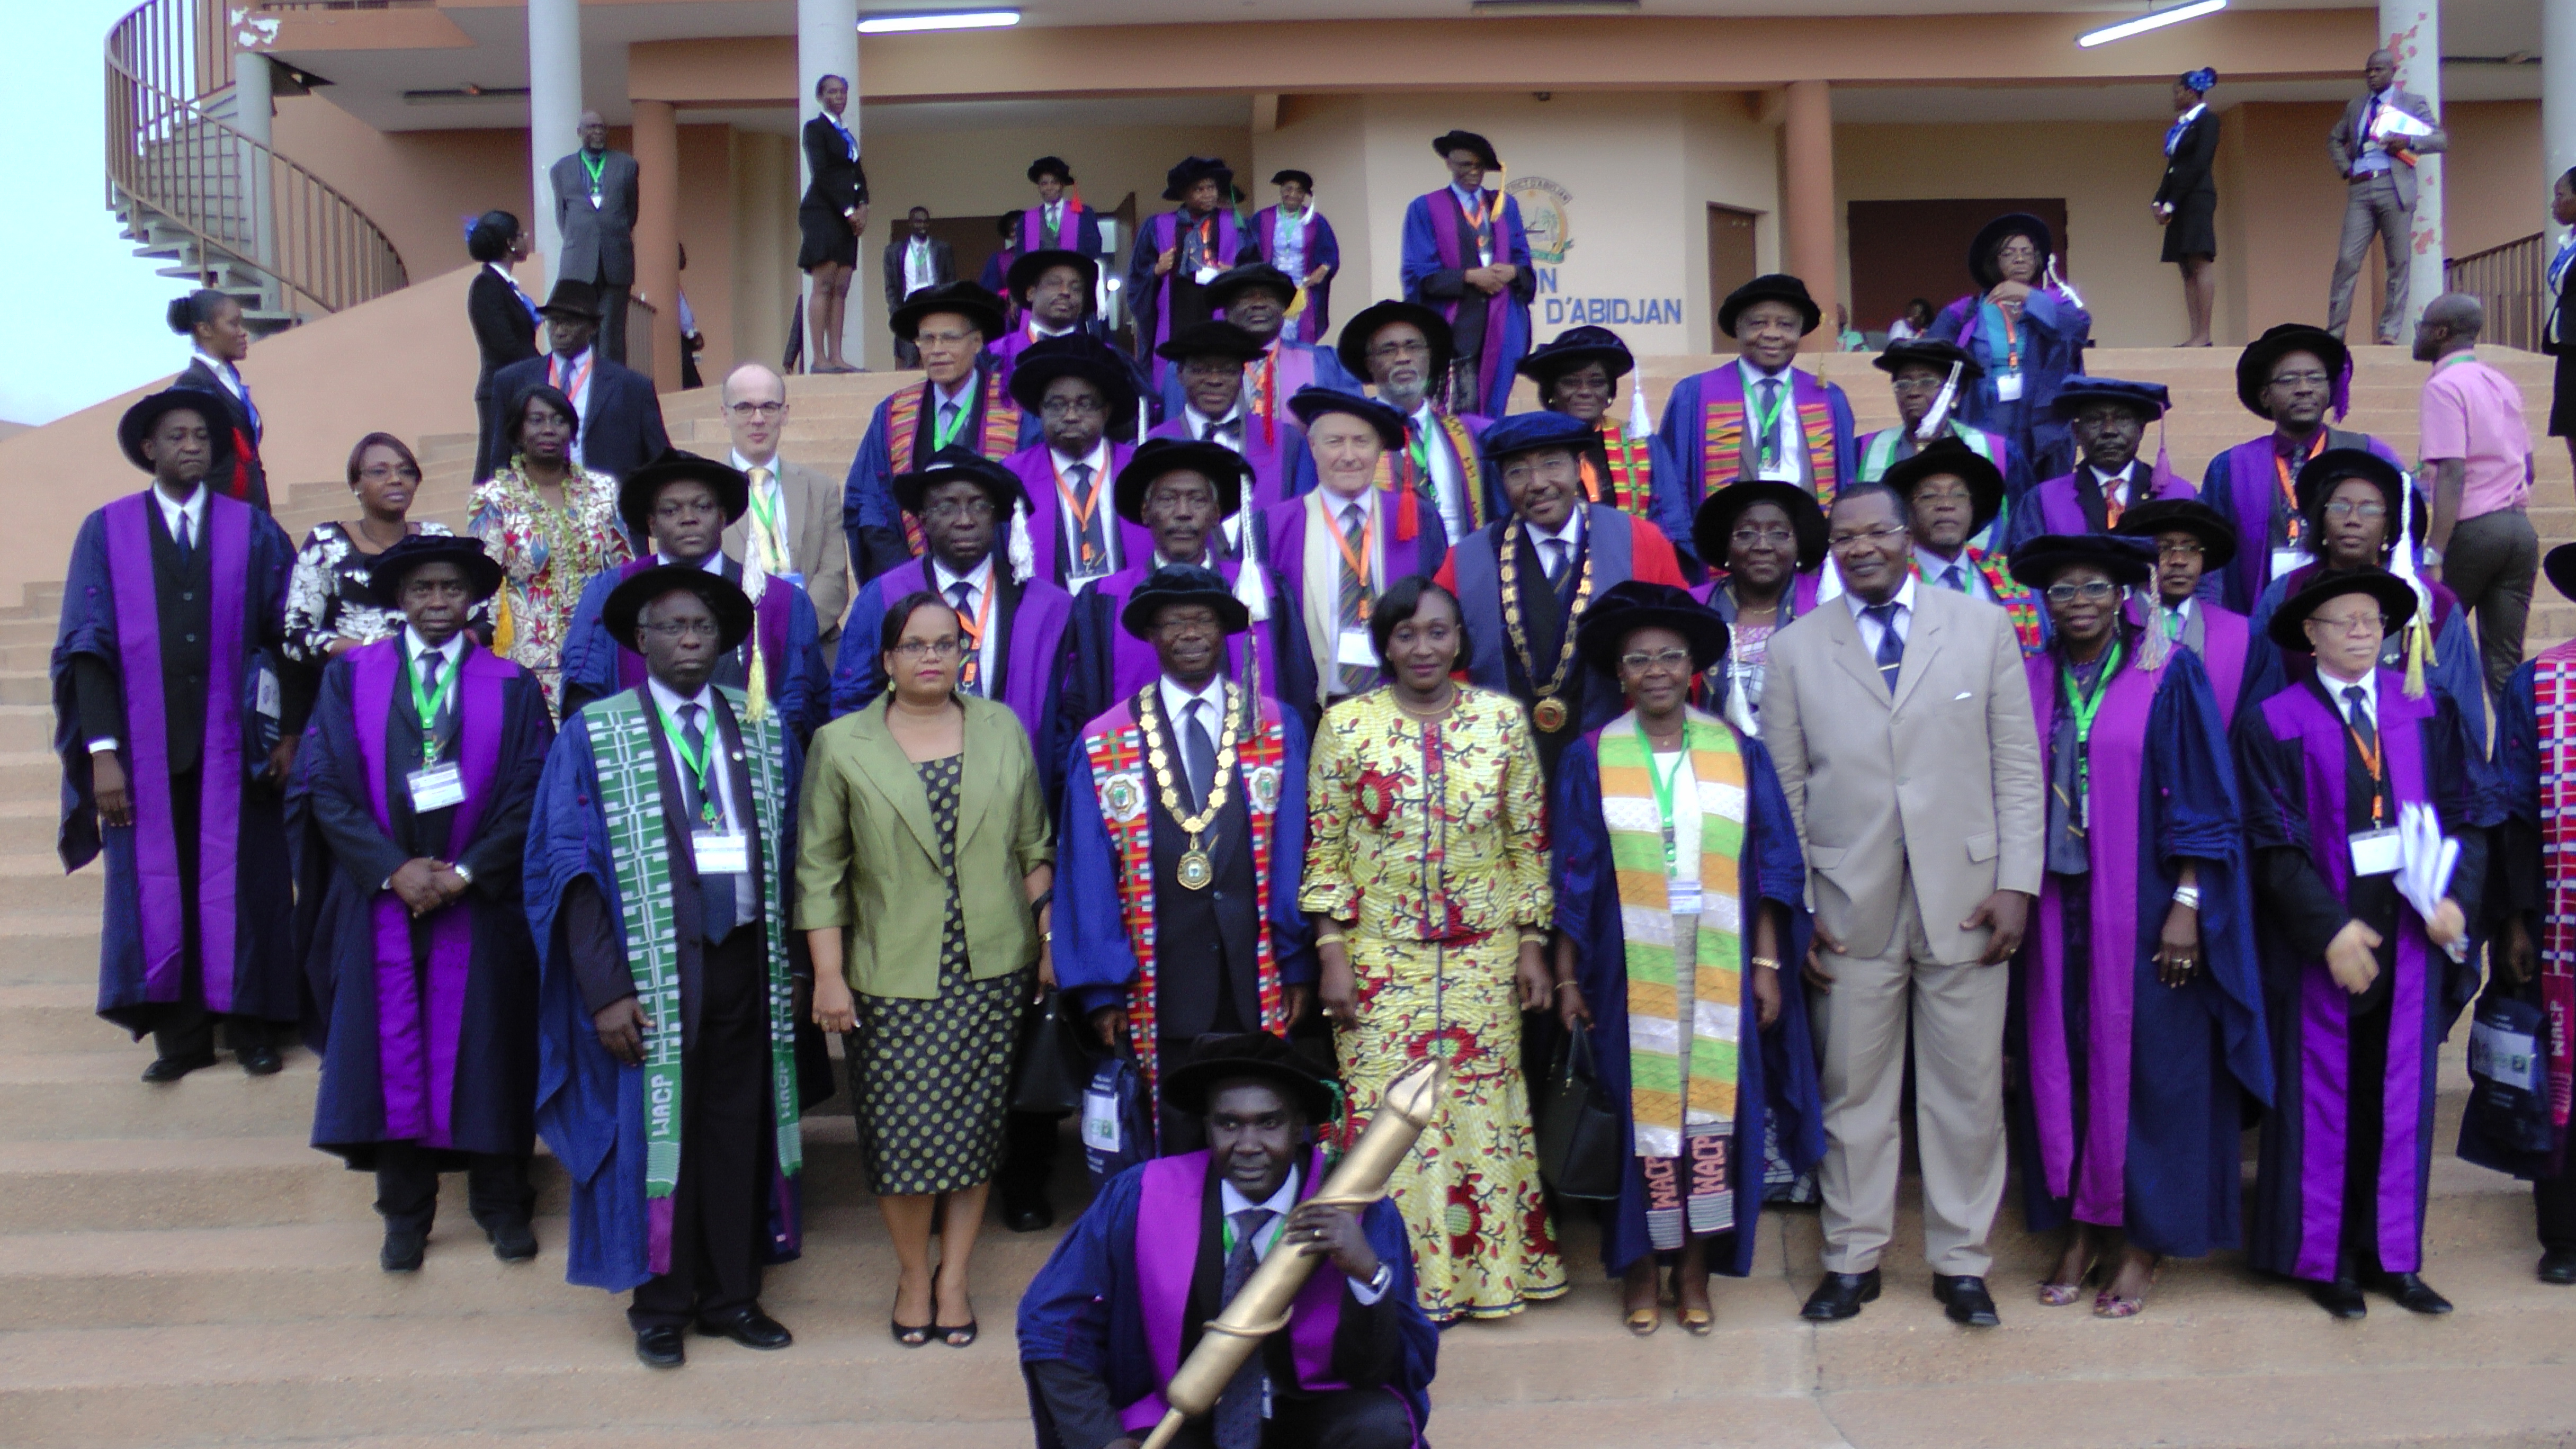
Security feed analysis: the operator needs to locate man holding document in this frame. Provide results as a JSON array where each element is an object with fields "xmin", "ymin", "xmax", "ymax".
[{"xmin": 2326, "ymin": 49, "xmax": 2446, "ymax": 345}]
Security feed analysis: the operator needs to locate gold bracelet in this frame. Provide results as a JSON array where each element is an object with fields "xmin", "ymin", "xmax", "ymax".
[
  {"xmin": 1314, "ymin": 931, "xmax": 1347, "ymax": 947},
  {"xmin": 1749, "ymin": 956, "xmax": 1783, "ymax": 971},
  {"xmin": 1519, "ymin": 930, "xmax": 1551, "ymax": 946}
]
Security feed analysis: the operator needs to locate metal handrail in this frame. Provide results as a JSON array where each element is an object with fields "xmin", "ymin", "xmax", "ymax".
[
  {"xmin": 103, "ymin": 0, "xmax": 406, "ymax": 319},
  {"xmin": 2444, "ymin": 231, "xmax": 2547, "ymax": 353}
]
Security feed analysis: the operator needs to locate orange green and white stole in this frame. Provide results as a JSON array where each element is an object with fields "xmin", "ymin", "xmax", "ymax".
[{"xmin": 1597, "ymin": 710, "xmax": 1747, "ymax": 1245}]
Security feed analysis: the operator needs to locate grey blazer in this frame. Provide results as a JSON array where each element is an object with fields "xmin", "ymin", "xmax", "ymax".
[
  {"xmin": 2328, "ymin": 87, "xmax": 2446, "ymax": 211},
  {"xmin": 1757, "ymin": 583, "xmax": 2043, "ymax": 964},
  {"xmin": 551, "ymin": 148, "xmax": 641, "ymax": 286},
  {"xmin": 723, "ymin": 458, "xmax": 853, "ymax": 639}
]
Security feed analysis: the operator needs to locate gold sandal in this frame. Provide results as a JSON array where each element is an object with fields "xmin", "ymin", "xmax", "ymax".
[{"xmin": 1624, "ymin": 1304, "xmax": 1661, "ymax": 1336}]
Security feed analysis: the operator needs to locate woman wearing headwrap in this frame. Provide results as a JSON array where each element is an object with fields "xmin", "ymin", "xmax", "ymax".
[
  {"xmin": 2155, "ymin": 69, "xmax": 2222, "ymax": 348},
  {"xmin": 1927, "ymin": 213, "xmax": 2093, "ymax": 501}
]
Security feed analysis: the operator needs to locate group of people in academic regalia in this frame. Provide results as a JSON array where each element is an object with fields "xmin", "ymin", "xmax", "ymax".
[{"xmin": 53, "ymin": 138, "xmax": 2574, "ymax": 1449}]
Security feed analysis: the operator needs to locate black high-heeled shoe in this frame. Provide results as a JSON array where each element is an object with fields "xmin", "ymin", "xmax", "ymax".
[{"xmin": 892, "ymin": 1267, "xmax": 933, "ymax": 1347}]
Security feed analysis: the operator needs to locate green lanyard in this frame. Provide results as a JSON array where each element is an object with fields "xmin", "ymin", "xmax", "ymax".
[
  {"xmin": 1635, "ymin": 715, "xmax": 1689, "ymax": 877},
  {"xmin": 2060, "ymin": 639, "xmax": 2124, "ymax": 830},
  {"xmin": 405, "ymin": 648, "xmax": 462, "ymax": 766},
  {"xmin": 1407, "ymin": 423, "xmax": 1432, "ymax": 484},
  {"xmin": 1221, "ymin": 1205, "xmax": 1288, "ymax": 1258},
  {"xmin": 1747, "ymin": 372, "xmax": 1788, "ymax": 466},
  {"xmin": 932, "ymin": 387, "xmax": 973, "ymax": 452},
  {"xmin": 657, "ymin": 702, "xmax": 724, "ymax": 827},
  {"xmin": 580, "ymin": 149, "xmax": 606, "ymax": 196},
  {"xmin": 746, "ymin": 481, "xmax": 788, "ymax": 569}
]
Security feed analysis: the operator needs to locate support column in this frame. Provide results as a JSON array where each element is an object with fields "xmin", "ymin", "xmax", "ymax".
[
  {"xmin": 800, "ymin": 0, "xmax": 861, "ymax": 369},
  {"xmin": 230, "ymin": 40, "xmax": 276, "ymax": 310},
  {"xmin": 2547, "ymin": 0, "xmax": 2575, "ymax": 234},
  {"xmin": 526, "ymin": 0, "xmax": 582, "ymax": 290},
  {"xmin": 1782, "ymin": 79, "xmax": 1838, "ymax": 354},
  {"xmin": 2384, "ymin": 0, "xmax": 2443, "ymax": 338},
  {"xmin": 632, "ymin": 100, "xmax": 683, "ymax": 393}
]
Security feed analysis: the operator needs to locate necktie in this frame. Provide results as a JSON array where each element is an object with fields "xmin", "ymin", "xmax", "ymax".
[
  {"xmin": 229, "ymin": 364, "xmax": 260, "ymax": 433},
  {"xmin": 2344, "ymin": 686, "xmax": 2375, "ymax": 747},
  {"xmin": 1940, "ymin": 562, "xmax": 1967, "ymax": 594},
  {"xmin": 174, "ymin": 511, "xmax": 195, "ymax": 569},
  {"xmin": 1758, "ymin": 378, "xmax": 1783, "ymax": 467},
  {"xmin": 1543, "ymin": 537, "xmax": 1569, "ymax": 584},
  {"xmin": 749, "ymin": 467, "xmax": 785, "ymax": 572},
  {"xmin": 1183, "ymin": 699, "xmax": 1218, "ymax": 816},
  {"xmin": 682, "ymin": 704, "xmax": 737, "ymax": 943},
  {"xmin": 949, "ymin": 580, "xmax": 982, "ymax": 695},
  {"xmin": 2164, "ymin": 606, "xmax": 2187, "ymax": 641},
  {"xmin": 1337, "ymin": 504, "xmax": 1373, "ymax": 694},
  {"xmin": 1212, "ymin": 1206, "xmax": 1277, "ymax": 1449},
  {"xmin": 1866, "ymin": 602, "xmax": 1904, "ymax": 694},
  {"xmin": 1067, "ymin": 462, "xmax": 1105, "ymax": 571},
  {"xmin": 418, "ymin": 650, "xmax": 451, "ymax": 746},
  {"xmin": 937, "ymin": 401, "xmax": 962, "ymax": 448},
  {"xmin": 1210, "ymin": 416, "xmax": 1242, "ymax": 449}
]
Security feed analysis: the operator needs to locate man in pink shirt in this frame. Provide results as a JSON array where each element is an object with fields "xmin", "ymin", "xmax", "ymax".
[{"xmin": 2416, "ymin": 291, "xmax": 2536, "ymax": 695}]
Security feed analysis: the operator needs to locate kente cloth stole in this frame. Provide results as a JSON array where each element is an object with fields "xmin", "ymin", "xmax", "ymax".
[
  {"xmin": 890, "ymin": 375, "xmax": 1025, "ymax": 556},
  {"xmin": 1596, "ymin": 715, "xmax": 1748, "ymax": 1162},
  {"xmin": 2533, "ymin": 646, "xmax": 2576, "ymax": 1165},
  {"xmin": 1594, "ymin": 424, "xmax": 1655, "ymax": 522},
  {"xmin": 1901, "ymin": 550, "xmax": 2041, "ymax": 654},
  {"xmin": 1083, "ymin": 686, "xmax": 1291, "ymax": 1098},
  {"xmin": 1858, "ymin": 424, "xmax": 1995, "ymax": 483},
  {"xmin": 585, "ymin": 688, "xmax": 803, "ymax": 1267},
  {"xmin": 1701, "ymin": 397, "xmax": 1840, "ymax": 506},
  {"xmin": 1441, "ymin": 414, "xmax": 1489, "ymax": 530}
]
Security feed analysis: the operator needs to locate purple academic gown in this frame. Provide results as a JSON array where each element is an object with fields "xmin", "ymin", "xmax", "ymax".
[
  {"xmin": 2235, "ymin": 674, "xmax": 2493, "ymax": 1282},
  {"xmin": 1400, "ymin": 187, "xmax": 1534, "ymax": 420},
  {"xmin": 2199, "ymin": 431, "xmax": 2403, "ymax": 614},
  {"xmin": 1147, "ymin": 414, "xmax": 1314, "ymax": 518},
  {"xmin": 1126, "ymin": 209, "xmax": 1255, "ymax": 386},
  {"xmin": 293, "ymin": 640, "xmax": 553, "ymax": 1162},
  {"xmin": 1250, "ymin": 205, "xmax": 1340, "ymax": 343},
  {"xmin": 1261, "ymin": 489, "xmax": 1450, "ymax": 727},
  {"xmin": 558, "ymin": 557, "xmax": 828, "ymax": 744},
  {"xmin": 2015, "ymin": 645, "xmax": 2268, "ymax": 1257},
  {"xmin": 51, "ymin": 490, "xmax": 299, "ymax": 1032},
  {"xmin": 1155, "ymin": 339, "xmax": 1361, "ymax": 432},
  {"xmin": 2007, "ymin": 464, "xmax": 2196, "ymax": 552},
  {"xmin": 1650, "ymin": 366, "xmax": 1858, "ymax": 567},
  {"xmin": 1004, "ymin": 442, "xmax": 1150, "ymax": 589},
  {"xmin": 828, "ymin": 559, "xmax": 1073, "ymax": 758},
  {"xmin": 1018, "ymin": 201, "xmax": 1105, "ymax": 258},
  {"xmin": 1059, "ymin": 557, "xmax": 1283, "ymax": 774}
]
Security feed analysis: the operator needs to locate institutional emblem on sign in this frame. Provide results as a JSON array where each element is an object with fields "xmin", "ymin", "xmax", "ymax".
[
  {"xmin": 1102, "ymin": 770, "xmax": 1147, "ymax": 823},
  {"xmin": 1507, "ymin": 176, "xmax": 1573, "ymax": 264}
]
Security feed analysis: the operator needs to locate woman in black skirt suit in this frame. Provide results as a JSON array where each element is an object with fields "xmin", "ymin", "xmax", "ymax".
[
  {"xmin": 464, "ymin": 211, "xmax": 540, "ymax": 483},
  {"xmin": 2154, "ymin": 68, "xmax": 2220, "ymax": 348},
  {"xmin": 2546, "ymin": 167, "xmax": 2576, "ymax": 478},
  {"xmin": 800, "ymin": 74, "xmax": 871, "ymax": 373}
]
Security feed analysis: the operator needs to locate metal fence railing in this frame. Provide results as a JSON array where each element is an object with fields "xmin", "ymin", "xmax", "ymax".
[{"xmin": 2445, "ymin": 231, "xmax": 2547, "ymax": 353}]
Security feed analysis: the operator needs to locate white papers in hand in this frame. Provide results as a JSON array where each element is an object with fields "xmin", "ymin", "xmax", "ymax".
[
  {"xmin": 2371, "ymin": 108, "xmax": 2435, "ymax": 142},
  {"xmin": 2394, "ymin": 803, "xmax": 2464, "ymax": 961}
]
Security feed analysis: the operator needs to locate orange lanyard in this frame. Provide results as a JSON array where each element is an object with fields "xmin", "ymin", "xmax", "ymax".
[
  {"xmin": 1053, "ymin": 454, "xmax": 1109, "ymax": 568},
  {"xmin": 1327, "ymin": 498, "xmax": 1374, "ymax": 611},
  {"xmin": 951, "ymin": 574, "xmax": 997, "ymax": 687},
  {"xmin": 551, "ymin": 351, "xmax": 593, "ymax": 400},
  {"xmin": 2346, "ymin": 720, "xmax": 2387, "ymax": 826},
  {"xmin": 2001, "ymin": 309, "xmax": 2019, "ymax": 370},
  {"xmin": 2274, "ymin": 431, "xmax": 2325, "ymax": 543}
]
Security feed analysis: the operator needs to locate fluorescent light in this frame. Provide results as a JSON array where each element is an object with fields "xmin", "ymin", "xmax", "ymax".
[
  {"xmin": 2076, "ymin": 0, "xmax": 2226, "ymax": 49},
  {"xmin": 858, "ymin": 10, "xmax": 1019, "ymax": 33}
]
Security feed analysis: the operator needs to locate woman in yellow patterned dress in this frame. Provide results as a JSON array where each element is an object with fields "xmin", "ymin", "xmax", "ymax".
[
  {"xmin": 1302, "ymin": 575, "xmax": 1565, "ymax": 1322},
  {"xmin": 468, "ymin": 383, "xmax": 631, "ymax": 715}
]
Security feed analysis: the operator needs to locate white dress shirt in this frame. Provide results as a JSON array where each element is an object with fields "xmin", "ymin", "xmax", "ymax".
[
  {"xmin": 731, "ymin": 450, "xmax": 794, "ymax": 576},
  {"xmin": 1408, "ymin": 401, "xmax": 1470, "ymax": 542},
  {"xmin": 905, "ymin": 236, "xmax": 938, "ymax": 297},
  {"xmin": 404, "ymin": 625, "xmax": 467, "ymax": 684},
  {"xmin": 1846, "ymin": 572, "xmax": 1919, "ymax": 656},
  {"xmin": 647, "ymin": 675, "xmax": 755, "ymax": 920},
  {"xmin": 1449, "ymin": 183, "xmax": 1494, "ymax": 266},
  {"xmin": 1191, "ymin": 404, "xmax": 1249, "ymax": 452},
  {"xmin": 1737, "ymin": 360, "xmax": 1805, "ymax": 485},
  {"xmin": 1052, "ymin": 440, "xmax": 1119, "ymax": 586},
  {"xmin": 2086, "ymin": 460, "xmax": 2143, "ymax": 515},
  {"xmin": 2320, "ymin": 660, "xmax": 2378, "ymax": 724},
  {"xmin": 1524, "ymin": 506, "xmax": 1586, "ymax": 582},
  {"xmin": 90, "ymin": 485, "xmax": 216, "ymax": 755},
  {"xmin": 932, "ymin": 556, "xmax": 999, "ymax": 695},
  {"xmin": 1158, "ymin": 672, "xmax": 1227, "ymax": 749},
  {"xmin": 1215, "ymin": 1165, "xmax": 1390, "ymax": 1304},
  {"xmin": 191, "ymin": 349, "xmax": 251, "ymax": 409},
  {"xmin": 1915, "ymin": 544, "xmax": 1993, "ymax": 604},
  {"xmin": 547, "ymin": 346, "xmax": 598, "ymax": 466}
]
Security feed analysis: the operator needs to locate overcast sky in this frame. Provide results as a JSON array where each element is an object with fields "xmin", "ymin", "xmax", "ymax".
[{"xmin": 0, "ymin": 0, "xmax": 206, "ymax": 427}]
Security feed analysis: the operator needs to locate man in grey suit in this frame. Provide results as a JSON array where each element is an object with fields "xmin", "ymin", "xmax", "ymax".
[
  {"xmin": 2327, "ymin": 50, "xmax": 2447, "ymax": 345},
  {"xmin": 883, "ymin": 208, "xmax": 956, "ymax": 369},
  {"xmin": 1757, "ymin": 479, "xmax": 2043, "ymax": 1330},
  {"xmin": 551, "ymin": 111, "xmax": 642, "ymax": 365},
  {"xmin": 717, "ymin": 361, "xmax": 852, "ymax": 646}
]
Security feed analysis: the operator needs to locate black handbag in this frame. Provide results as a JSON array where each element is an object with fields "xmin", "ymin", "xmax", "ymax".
[
  {"xmin": 2458, "ymin": 990, "xmax": 2558, "ymax": 1177},
  {"xmin": 1010, "ymin": 987, "xmax": 1090, "ymax": 1117},
  {"xmin": 1535, "ymin": 1027, "xmax": 1626, "ymax": 1201}
]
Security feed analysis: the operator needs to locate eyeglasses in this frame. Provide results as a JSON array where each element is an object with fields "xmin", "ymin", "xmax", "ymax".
[
  {"xmin": 2307, "ymin": 612, "xmax": 2387, "ymax": 637},
  {"xmin": 2321, "ymin": 500, "xmax": 2387, "ymax": 520},
  {"xmin": 1889, "ymin": 377, "xmax": 1945, "ymax": 393},
  {"xmin": 1828, "ymin": 524, "xmax": 1910, "ymax": 551},
  {"xmin": 1730, "ymin": 526, "xmax": 1796, "ymax": 548},
  {"xmin": 1367, "ymin": 339, "xmax": 1430, "ymax": 361},
  {"xmin": 1618, "ymin": 648, "xmax": 1695, "ymax": 672},
  {"xmin": 925, "ymin": 497, "xmax": 997, "ymax": 522},
  {"xmin": 1040, "ymin": 397, "xmax": 1106, "ymax": 418},
  {"xmin": 726, "ymin": 401, "xmax": 786, "ymax": 419},
  {"xmin": 892, "ymin": 637, "xmax": 963, "ymax": 659},
  {"xmin": 2267, "ymin": 370, "xmax": 2332, "ymax": 389},
  {"xmin": 641, "ymin": 620, "xmax": 723, "ymax": 640},
  {"xmin": 2156, "ymin": 540, "xmax": 2205, "ymax": 558},
  {"xmin": 2042, "ymin": 580, "xmax": 2119, "ymax": 604}
]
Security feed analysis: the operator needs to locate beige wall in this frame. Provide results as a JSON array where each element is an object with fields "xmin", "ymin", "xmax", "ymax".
[
  {"xmin": 2445, "ymin": 100, "xmax": 2549, "ymax": 258},
  {"xmin": 271, "ymin": 95, "xmax": 531, "ymax": 286},
  {"xmin": 727, "ymin": 129, "xmax": 799, "ymax": 375}
]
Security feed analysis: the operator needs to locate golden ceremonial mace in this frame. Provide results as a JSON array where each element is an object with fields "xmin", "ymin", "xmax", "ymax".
[{"xmin": 1137, "ymin": 1057, "xmax": 1445, "ymax": 1449}]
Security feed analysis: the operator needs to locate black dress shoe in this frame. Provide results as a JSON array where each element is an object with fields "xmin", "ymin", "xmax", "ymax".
[
  {"xmin": 695, "ymin": 1308, "xmax": 793, "ymax": 1350},
  {"xmin": 237, "ymin": 1045, "xmax": 283, "ymax": 1076},
  {"xmin": 2371, "ymin": 1271, "xmax": 2453, "ymax": 1315},
  {"xmin": 635, "ymin": 1325, "xmax": 686, "ymax": 1368},
  {"xmin": 1933, "ymin": 1274, "xmax": 2001, "ymax": 1327},
  {"xmin": 380, "ymin": 1230, "xmax": 426, "ymax": 1273},
  {"xmin": 141, "ymin": 1053, "xmax": 218, "ymax": 1084},
  {"xmin": 2307, "ymin": 1275, "xmax": 2368, "ymax": 1319},
  {"xmin": 1004, "ymin": 1201, "xmax": 1054, "ymax": 1233},
  {"xmin": 487, "ymin": 1220, "xmax": 538, "ymax": 1262},
  {"xmin": 2539, "ymin": 1248, "xmax": 2576, "ymax": 1286},
  {"xmin": 1801, "ymin": 1269, "xmax": 1881, "ymax": 1321}
]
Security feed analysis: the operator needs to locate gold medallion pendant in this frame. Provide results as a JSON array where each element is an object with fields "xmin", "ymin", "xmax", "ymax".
[
  {"xmin": 1176, "ymin": 845, "xmax": 1215, "ymax": 891},
  {"xmin": 1532, "ymin": 696, "xmax": 1568, "ymax": 732}
]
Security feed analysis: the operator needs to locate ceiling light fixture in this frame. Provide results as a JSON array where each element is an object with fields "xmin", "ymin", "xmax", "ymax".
[
  {"xmin": 2076, "ymin": 0, "xmax": 2226, "ymax": 49},
  {"xmin": 858, "ymin": 10, "xmax": 1020, "ymax": 34}
]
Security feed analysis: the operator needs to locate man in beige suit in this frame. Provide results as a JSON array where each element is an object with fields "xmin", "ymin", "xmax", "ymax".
[
  {"xmin": 1758, "ymin": 478, "xmax": 2043, "ymax": 1329},
  {"xmin": 720, "ymin": 361, "xmax": 853, "ymax": 645}
]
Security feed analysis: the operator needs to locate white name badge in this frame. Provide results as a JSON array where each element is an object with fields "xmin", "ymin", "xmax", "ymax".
[
  {"xmin": 693, "ymin": 830, "xmax": 749, "ymax": 875},
  {"xmin": 1081, "ymin": 1085, "xmax": 1125, "ymax": 1152},
  {"xmin": 1195, "ymin": 265, "xmax": 1222, "ymax": 285},
  {"xmin": 1993, "ymin": 372, "xmax": 2025, "ymax": 402},
  {"xmin": 588, "ymin": 189, "xmax": 603, "ymax": 210},
  {"xmin": 2349, "ymin": 827, "xmax": 2402, "ymax": 878},
  {"xmin": 407, "ymin": 763, "xmax": 465, "ymax": 812},
  {"xmin": 2270, "ymin": 547, "xmax": 2310, "ymax": 582},
  {"xmin": 1337, "ymin": 628, "xmax": 1380, "ymax": 669},
  {"xmin": 1668, "ymin": 883, "xmax": 1704, "ymax": 917}
]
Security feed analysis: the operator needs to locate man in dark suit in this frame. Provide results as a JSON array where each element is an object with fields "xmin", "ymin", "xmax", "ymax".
[
  {"xmin": 490, "ymin": 280, "xmax": 670, "ymax": 486},
  {"xmin": 883, "ymin": 208, "xmax": 955, "ymax": 369},
  {"xmin": 2327, "ymin": 50, "xmax": 2448, "ymax": 345},
  {"xmin": 550, "ymin": 111, "xmax": 641, "ymax": 365}
]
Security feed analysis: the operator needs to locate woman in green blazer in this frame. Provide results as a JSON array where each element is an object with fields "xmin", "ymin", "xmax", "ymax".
[{"xmin": 800, "ymin": 589, "xmax": 1053, "ymax": 1349}]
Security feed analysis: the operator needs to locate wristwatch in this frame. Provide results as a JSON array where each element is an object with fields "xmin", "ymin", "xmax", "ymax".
[
  {"xmin": 1363, "ymin": 1261, "xmax": 1394, "ymax": 1295},
  {"xmin": 450, "ymin": 862, "xmax": 475, "ymax": 888}
]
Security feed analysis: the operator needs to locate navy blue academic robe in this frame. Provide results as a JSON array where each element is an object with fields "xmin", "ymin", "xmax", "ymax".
[
  {"xmin": 51, "ymin": 489, "xmax": 300, "ymax": 1032},
  {"xmin": 2007, "ymin": 643, "xmax": 2270, "ymax": 1258},
  {"xmin": 290, "ymin": 638, "xmax": 554, "ymax": 1165},
  {"xmin": 556, "ymin": 556, "xmax": 830, "ymax": 745},
  {"xmin": 1550, "ymin": 723, "xmax": 1824, "ymax": 1280}
]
